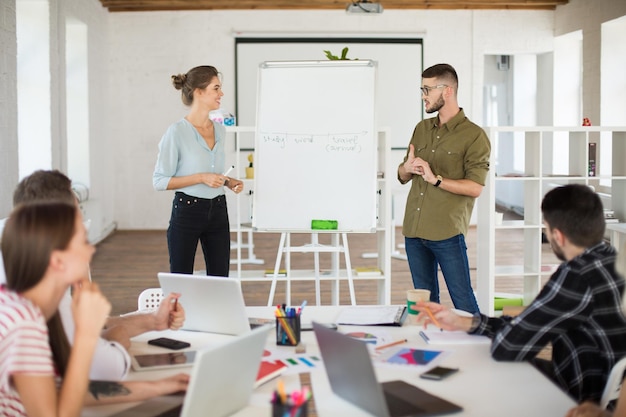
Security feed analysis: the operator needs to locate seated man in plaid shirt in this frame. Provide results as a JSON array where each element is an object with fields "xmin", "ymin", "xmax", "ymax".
[{"xmin": 415, "ymin": 184, "xmax": 626, "ymax": 403}]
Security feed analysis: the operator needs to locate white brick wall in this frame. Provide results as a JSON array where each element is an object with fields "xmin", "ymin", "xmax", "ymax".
[
  {"xmin": 106, "ymin": 8, "xmax": 555, "ymax": 230},
  {"xmin": 0, "ymin": 0, "xmax": 624, "ymax": 233},
  {"xmin": 0, "ymin": 1, "xmax": 17, "ymax": 217}
]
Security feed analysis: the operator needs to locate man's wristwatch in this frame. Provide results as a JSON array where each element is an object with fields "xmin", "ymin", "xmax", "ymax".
[{"xmin": 434, "ymin": 175, "xmax": 442, "ymax": 187}]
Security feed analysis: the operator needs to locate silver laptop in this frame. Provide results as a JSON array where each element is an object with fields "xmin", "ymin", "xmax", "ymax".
[
  {"xmin": 313, "ymin": 322, "xmax": 462, "ymax": 417},
  {"xmin": 110, "ymin": 325, "xmax": 272, "ymax": 417},
  {"xmin": 158, "ymin": 272, "xmax": 251, "ymax": 335}
]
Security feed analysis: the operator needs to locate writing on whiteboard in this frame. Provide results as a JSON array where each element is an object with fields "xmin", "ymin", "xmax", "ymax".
[
  {"xmin": 327, "ymin": 134, "xmax": 362, "ymax": 153},
  {"xmin": 293, "ymin": 135, "xmax": 314, "ymax": 144},
  {"xmin": 261, "ymin": 133, "xmax": 286, "ymax": 148},
  {"xmin": 259, "ymin": 131, "xmax": 368, "ymax": 153}
]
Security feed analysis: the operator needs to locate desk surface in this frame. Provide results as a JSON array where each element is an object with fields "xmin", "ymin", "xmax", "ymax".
[{"xmin": 83, "ymin": 306, "xmax": 575, "ymax": 417}]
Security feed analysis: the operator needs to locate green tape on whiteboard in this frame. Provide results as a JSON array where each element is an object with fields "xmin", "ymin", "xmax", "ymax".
[{"xmin": 311, "ymin": 220, "xmax": 338, "ymax": 230}]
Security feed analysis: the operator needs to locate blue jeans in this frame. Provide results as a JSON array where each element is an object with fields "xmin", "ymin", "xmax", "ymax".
[
  {"xmin": 167, "ymin": 192, "xmax": 230, "ymax": 276},
  {"xmin": 404, "ymin": 234, "xmax": 479, "ymax": 314}
]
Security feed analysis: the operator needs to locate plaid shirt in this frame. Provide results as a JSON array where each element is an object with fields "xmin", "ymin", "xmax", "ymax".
[{"xmin": 471, "ymin": 242, "xmax": 626, "ymax": 402}]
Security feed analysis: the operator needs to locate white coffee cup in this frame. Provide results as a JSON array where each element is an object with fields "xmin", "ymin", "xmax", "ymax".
[{"xmin": 406, "ymin": 289, "xmax": 431, "ymax": 325}]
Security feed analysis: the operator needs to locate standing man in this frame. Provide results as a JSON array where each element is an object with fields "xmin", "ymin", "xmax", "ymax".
[{"xmin": 398, "ymin": 63, "xmax": 490, "ymax": 314}]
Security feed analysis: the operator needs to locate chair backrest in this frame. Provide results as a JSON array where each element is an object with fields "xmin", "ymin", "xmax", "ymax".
[
  {"xmin": 601, "ymin": 356, "xmax": 626, "ymax": 409},
  {"xmin": 138, "ymin": 288, "xmax": 164, "ymax": 311}
]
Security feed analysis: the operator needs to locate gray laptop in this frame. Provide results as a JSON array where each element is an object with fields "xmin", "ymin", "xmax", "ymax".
[
  {"xmin": 110, "ymin": 324, "xmax": 272, "ymax": 417},
  {"xmin": 158, "ymin": 272, "xmax": 251, "ymax": 335},
  {"xmin": 313, "ymin": 322, "xmax": 462, "ymax": 417}
]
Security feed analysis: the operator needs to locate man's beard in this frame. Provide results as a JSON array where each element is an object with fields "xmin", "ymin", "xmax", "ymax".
[
  {"xmin": 425, "ymin": 95, "xmax": 444, "ymax": 114},
  {"xmin": 549, "ymin": 238, "xmax": 566, "ymax": 261}
]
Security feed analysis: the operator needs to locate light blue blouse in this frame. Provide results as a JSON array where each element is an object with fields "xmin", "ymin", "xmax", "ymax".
[{"xmin": 153, "ymin": 118, "xmax": 227, "ymax": 199}]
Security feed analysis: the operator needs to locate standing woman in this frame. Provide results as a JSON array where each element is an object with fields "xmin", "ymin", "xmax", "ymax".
[
  {"xmin": 0, "ymin": 202, "xmax": 111, "ymax": 416},
  {"xmin": 153, "ymin": 65, "xmax": 244, "ymax": 276}
]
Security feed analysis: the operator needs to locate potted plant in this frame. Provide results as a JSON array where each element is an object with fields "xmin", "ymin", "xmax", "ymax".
[{"xmin": 323, "ymin": 47, "xmax": 356, "ymax": 61}]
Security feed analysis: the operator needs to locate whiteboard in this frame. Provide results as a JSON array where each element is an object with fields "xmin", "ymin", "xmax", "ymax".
[
  {"xmin": 252, "ymin": 60, "xmax": 377, "ymax": 232},
  {"xmin": 235, "ymin": 37, "xmax": 423, "ymax": 149}
]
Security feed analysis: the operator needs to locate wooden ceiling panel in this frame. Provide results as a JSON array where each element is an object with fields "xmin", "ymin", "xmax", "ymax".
[{"xmin": 99, "ymin": 0, "xmax": 569, "ymax": 12}]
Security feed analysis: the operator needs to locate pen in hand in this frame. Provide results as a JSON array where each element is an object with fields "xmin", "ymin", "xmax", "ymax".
[
  {"xmin": 223, "ymin": 165, "xmax": 234, "ymax": 177},
  {"xmin": 424, "ymin": 306, "xmax": 443, "ymax": 331}
]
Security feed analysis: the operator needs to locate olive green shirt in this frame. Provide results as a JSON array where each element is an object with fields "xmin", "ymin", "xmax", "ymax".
[{"xmin": 398, "ymin": 109, "xmax": 490, "ymax": 241}]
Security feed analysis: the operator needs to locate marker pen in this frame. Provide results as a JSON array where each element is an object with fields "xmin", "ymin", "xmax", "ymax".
[{"xmin": 223, "ymin": 165, "xmax": 234, "ymax": 176}]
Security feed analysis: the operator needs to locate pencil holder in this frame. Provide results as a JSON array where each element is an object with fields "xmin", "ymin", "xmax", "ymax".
[
  {"xmin": 275, "ymin": 315, "xmax": 301, "ymax": 346},
  {"xmin": 271, "ymin": 397, "xmax": 309, "ymax": 417}
]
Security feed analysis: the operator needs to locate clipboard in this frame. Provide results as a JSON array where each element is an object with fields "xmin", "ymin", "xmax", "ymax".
[{"xmin": 335, "ymin": 305, "xmax": 407, "ymax": 326}]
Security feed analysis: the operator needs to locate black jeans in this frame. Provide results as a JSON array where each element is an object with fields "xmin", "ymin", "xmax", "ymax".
[{"xmin": 167, "ymin": 192, "xmax": 230, "ymax": 276}]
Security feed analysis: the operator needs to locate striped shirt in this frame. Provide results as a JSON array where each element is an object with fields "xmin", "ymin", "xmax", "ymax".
[
  {"xmin": 0, "ymin": 287, "xmax": 55, "ymax": 416},
  {"xmin": 471, "ymin": 242, "xmax": 626, "ymax": 402}
]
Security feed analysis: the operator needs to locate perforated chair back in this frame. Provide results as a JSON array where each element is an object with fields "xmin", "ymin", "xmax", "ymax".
[
  {"xmin": 138, "ymin": 288, "xmax": 164, "ymax": 311},
  {"xmin": 601, "ymin": 356, "xmax": 626, "ymax": 409}
]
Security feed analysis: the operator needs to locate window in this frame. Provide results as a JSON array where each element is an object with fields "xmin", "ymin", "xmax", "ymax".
[
  {"xmin": 66, "ymin": 18, "xmax": 90, "ymax": 186},
  {"xmin": 600, "ymin": 15, "xmax": 626, "ymax": 188},
  {"xmin": 16, "ymin": 0, "xmax": 51, "ymax": 178}
]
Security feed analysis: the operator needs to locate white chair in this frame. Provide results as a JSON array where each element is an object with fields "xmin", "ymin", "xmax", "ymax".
[
  {"xmin": 600, "ymin": 356, "xmax": 626, "ymax": 409},
  {"xmin": 137, "ymin": 288, "xmax": 164, "ymax": 311}
]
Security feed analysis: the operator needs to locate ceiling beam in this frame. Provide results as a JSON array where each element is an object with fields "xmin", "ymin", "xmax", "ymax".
[{"xmin": 99, "ymin": 0, "xmax": 568, "ymax": 12}]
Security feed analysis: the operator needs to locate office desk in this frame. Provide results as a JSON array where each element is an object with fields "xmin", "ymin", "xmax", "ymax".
[{"xmin": 83, "ymin": 306, "xmax": 575, "ymax": 417}]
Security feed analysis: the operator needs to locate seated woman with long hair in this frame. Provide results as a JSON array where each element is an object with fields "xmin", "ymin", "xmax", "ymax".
[{"xmin": 0, "ymin": 202, "xmax": 188, "ymax": 416}]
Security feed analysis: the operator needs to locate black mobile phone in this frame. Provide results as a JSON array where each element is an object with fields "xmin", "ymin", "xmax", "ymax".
[
  {"xmin": 419, "ymin": 366, "xmax": 459, "ymax": 381},
  {"xmin": 147, "ymin": 337, "xmax": 191, "ymax": 350}
]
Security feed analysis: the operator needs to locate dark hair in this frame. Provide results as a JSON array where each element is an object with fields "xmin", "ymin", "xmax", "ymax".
[
  {"xmin": 171, "ymin": 65, "xmax": 220, "ymax": 106},
  {"xmin": 48, "ymin": 313, "xmax": 71, "ymax": 377},
  {"xmin": 2, "ymin": 202, "xmax": 78, "ymax": 377},
  {"xmin": 2, "ymin": 202, "xmax": 77, "ymax": 292},
  {"xmin": 422, "ymin": 63, "xmax": 459, "ymax": 92},
  {"xmin": 541, "ymin": 184, "xmax": 606, "ymax": 247},
  {"xmin": 13, "ymin": 170, "xmax": 75, "ymax": 206}
]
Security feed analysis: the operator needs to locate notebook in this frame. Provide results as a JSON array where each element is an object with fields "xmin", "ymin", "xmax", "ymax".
[
  {"xmin": 158, "ymin": 272, "xmax": 251, "ymax": 335},
  {"xmin": 335, "ymin": 305, "xmax": 407, "ymax": 326},
  {"xmin": 110, "ymin": 325, "xmax": 272, "ymax": 417},
  {"xmin": 313, "ymin": 322, "xmax": 462, "ymax": 417}
]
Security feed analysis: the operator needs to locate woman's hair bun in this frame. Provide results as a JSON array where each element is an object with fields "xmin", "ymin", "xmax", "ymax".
[{"xmin": 171, "ymin": 73, "xmax": 187, "ymax": 90}]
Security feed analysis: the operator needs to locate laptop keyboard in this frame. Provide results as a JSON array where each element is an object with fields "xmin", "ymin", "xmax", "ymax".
[{"xmin": 384, "ymin": 391, "xmax": 426, "ymax": 417}]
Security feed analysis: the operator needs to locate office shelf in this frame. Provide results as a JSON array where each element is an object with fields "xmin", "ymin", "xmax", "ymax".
[{"xmin": 476, "ymin": 126, "xmax": 626, "ymax": 315}]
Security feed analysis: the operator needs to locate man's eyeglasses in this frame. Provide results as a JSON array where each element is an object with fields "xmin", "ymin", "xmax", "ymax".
[{"xmin": 420, "ymin": 84, "xmax": 448, "ymax": 96}]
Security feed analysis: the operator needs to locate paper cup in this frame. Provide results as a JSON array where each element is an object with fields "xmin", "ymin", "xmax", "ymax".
[{"xmin": 406, "ymin": 289, "xmax": 431, "ymax": 325}]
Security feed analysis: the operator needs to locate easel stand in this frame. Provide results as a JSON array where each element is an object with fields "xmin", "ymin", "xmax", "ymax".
[{"xmin": 266, "ymin": 232, "xmax": 356, "ymax": 307}]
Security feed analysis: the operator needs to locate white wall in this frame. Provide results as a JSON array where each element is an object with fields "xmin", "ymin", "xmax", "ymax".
[
  {"xmin": 554, "ymin": 0, "xmax": 626, "ymax": 124},
  {"xmin": 0, "ymin": 1, "xmax": 18, "ymax": 217},
  {"xmin": 1, "ymin": 0, "xmax": 625, "ymax": 234},
  {"xmin": 107, "ymin": 9, "xmax": 554, "ymax": 230}
]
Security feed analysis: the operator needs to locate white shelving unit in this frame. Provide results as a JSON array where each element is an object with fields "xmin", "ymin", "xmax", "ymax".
[
  {"xmin": 476, "ymin": 126, "xmax": 626, "ymax": 315},
  {"xmin": 225, "ymin": 126, "xmax": 393, "ymax": 306}
]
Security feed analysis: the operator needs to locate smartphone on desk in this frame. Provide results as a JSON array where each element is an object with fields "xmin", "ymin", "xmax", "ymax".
[
  {"xmin": 147, "ymin": 337, "xmax": 191, "ymax": 350},
  {"xmin": 420, "ymin": 366, "xmax": 459, "ymax": 381}
]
